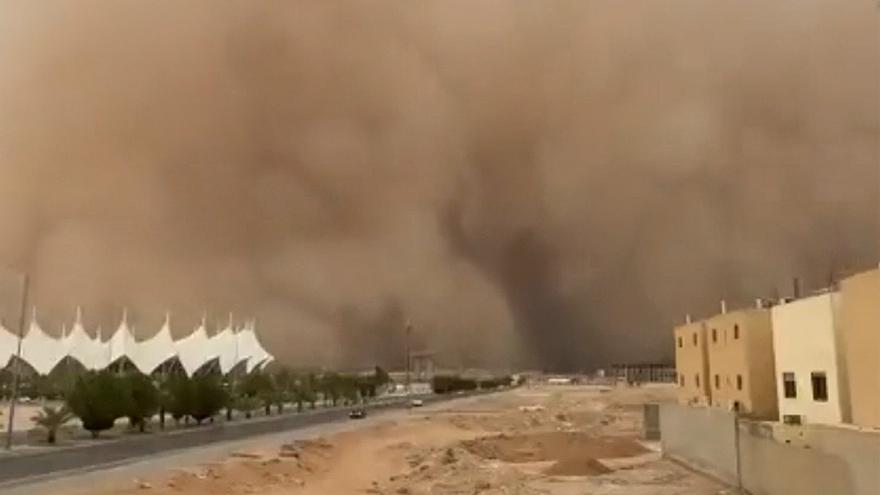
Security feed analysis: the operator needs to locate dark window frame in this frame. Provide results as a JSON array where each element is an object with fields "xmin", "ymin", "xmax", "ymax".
[
  {"xmin": 783, "ymin": 372, "xmax": 797, "ymax": 399},
  {"xmin": 736, "ymin": 374, "xmax": 743, "ymax": 391},
  {"xmin": 811, "ymin": 372, "xmax": 828, "ymax": 402}
]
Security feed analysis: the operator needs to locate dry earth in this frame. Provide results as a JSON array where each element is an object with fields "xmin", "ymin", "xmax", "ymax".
[{"xmin": 64, "ymin": 385, "xmax": 729, "ymax": 495}]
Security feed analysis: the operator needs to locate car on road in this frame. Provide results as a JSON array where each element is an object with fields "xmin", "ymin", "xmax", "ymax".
[
  {"xmin": 410, "ymin": 399, "xmax": 424, "ymax": 407},
  {"xmin": 349, "ymin": 408, "xmax": 367, "ymax": 419}
]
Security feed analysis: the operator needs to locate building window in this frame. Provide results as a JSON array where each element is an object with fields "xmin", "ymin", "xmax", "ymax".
[
  {"xmin": 736, "ymin": 375, "xmax": 743, "ymax": 391},
  {"xmin": 679, "ymin": 374, "xmax": 684, "ymax": 387},
  {"xmin": 811, "ymin": 372, "xmax": 828, "ymax": 402},
  {"xmin": 733, "ymin": 324, "xmax": 740, "ymax": 339},
  {"xmin": 677, "ymin": 337, "xmax": 683, "ymax": 348},
  {"xmin": 783, "ymin": 372, "xmax": 797, "ymax": 398},
  {"xmin": 714, "ymin": 374, "xmax": 720, "ymax": 389},
  {"xmin": 695, "ymin": 374, "xmax": 700, "ymax": 388},
  {"xmin": 712, "ymin": 328, "xmax": 717, "ymax": 343},
  {"xmin": 693, "ymin": 333, "xmax": 698, "ymax": 346}
]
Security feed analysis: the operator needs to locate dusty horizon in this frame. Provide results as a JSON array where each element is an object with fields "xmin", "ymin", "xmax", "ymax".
[{"xmin": 0, "ymin": 0, "xmax": 877, "ymax": 371}]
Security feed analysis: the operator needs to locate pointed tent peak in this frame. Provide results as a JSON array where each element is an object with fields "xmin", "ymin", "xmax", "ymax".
[
  {"xmin": 75, "ymin": 306, "xmax": 83, "ymax": 325},
  {"xmin": 31, "ymin": 306, "xmax": 37, "ymax": 323},
  {"xmin": 61, "ymin": 323, "xmax": 68, "ymax": 337},
  {"xmin": 121, "ymin": 307, "xmax": 129, "ymax": 325},
  {"xmin": 228, "ymin": 312, "xmax": 234, "ymax": 328},
  {"xmin": 164, "ymin": 310, "xmax": 172, "ymax": 326},
  {"xmin": 201, "ymin": 311, "xmax": 208, "ymax": 327}
]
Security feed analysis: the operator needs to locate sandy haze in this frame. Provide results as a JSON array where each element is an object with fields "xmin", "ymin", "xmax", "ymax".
[{"xmin": 0, "ymin": 0, "xmax": 876, "ymax": 369}]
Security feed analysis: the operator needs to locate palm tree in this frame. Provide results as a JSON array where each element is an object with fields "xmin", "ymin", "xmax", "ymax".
[{"xmin": 32, "ymin": 405, "xmax": 74, "ymax": 444}]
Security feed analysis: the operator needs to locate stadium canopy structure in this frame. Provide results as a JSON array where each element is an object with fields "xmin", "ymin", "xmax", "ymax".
[{"xmin": 2, "ymin": 308, "xmax": 273, "ymax": 376}]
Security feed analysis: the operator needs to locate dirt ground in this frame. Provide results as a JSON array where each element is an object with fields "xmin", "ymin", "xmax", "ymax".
[{"xmin": 72, "ymin": 384, "xmax": 729, "ymax": 495}]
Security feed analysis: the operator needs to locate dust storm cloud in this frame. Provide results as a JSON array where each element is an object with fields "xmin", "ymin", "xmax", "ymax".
[{"xmin": 0, "ymin": 1, "xmax": 876, "ymax": 370}]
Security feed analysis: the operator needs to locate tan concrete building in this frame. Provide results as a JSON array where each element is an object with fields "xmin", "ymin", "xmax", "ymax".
[
  {"xmin": 771, "ymin": 292, "xmax": 850, "ymax": 425},
  {"xmin": 839, "ymin": 268, "xmax": 880, "ymax": 428},
  {"xmin": 706, "ymin": 306, "xmax": 778, "ymax": 420},
  {"xmin": 674, "ymin": 320, "xmax": 711, "ymax": 406}
]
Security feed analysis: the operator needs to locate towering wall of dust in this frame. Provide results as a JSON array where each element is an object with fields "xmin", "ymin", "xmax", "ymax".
[{"xmin": 0, "ymin": 1, "xmax": 876, "ymax": 370}]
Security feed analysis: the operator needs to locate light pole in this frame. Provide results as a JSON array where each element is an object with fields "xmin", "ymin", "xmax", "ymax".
[
  {"xmin": 5, "ymin": 273, "xmax": 28, "ymax": 450},
  {"xmin": 404, "ymin": 320, "xmax": 412, "ymax": 398}
]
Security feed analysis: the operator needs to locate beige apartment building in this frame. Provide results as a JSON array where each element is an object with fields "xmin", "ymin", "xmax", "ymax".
[
  {"xmin": 674, "ymin": 320, "xmax": 711, "ymax": 405},
  {"xmin": 706, "ymin": 305, "xmax": 778, "ymax": 420},
  {"xmin": 839, "ymin": 268, "xmax": 880, "ymax": 428}
]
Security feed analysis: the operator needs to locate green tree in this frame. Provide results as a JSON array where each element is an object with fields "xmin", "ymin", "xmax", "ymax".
[
  {"xmin": 305, "ymin": 373, "xmax": 319, "ymax": 409},
  {"xmin": 321, "ymin": 372, "xmax": 341, "ymax": 406},
  {"xmin": 66, "ymin": 371, "xmax": 128, "ymax": 438},
  {"xmin": 189, "ymin": 375, "xmax": 227, "ymax": 424},
  {"xmin": 373, "ymin": 366, "xmax": 390, "ymax": 387},
  {"xmin": 235, "ymin": 395, "xmax": 261, "ymax": 419},
  {"xmin": 274, "ymin": 368, "xmax": 296, "ymax": 414},
  {"xmin": 124, "ymin": 373, "xmax": 160, "ymax": 433},
  {"xmin": 240, "ymin": 372, "xmax": 277, "ymax": 416},
  {"xmin": 31, "ymin": 405, "xmax": 74, "ymax": 444},
  {"xmin": 162, "ymin": 374, "xmax": 193, "ymax": 425}
]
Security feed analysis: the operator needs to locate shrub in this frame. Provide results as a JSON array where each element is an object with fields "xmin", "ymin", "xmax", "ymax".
[
  {"xmin": 124, "ymin": 373, "xmax": 160, "ymax": 432},
  {"xmin": 478, "ymin": 376, "xmax": 512, "ymax": 390},
  {"xmin": 161, "ymin": 374, "xmax": 193, "ymax": 425},
  {"xmin": 31, "ymin": 405, "xmax": 74, "ymax": 444},
  {"xmin": 240, "ymin": 372, "xmax": 277, "ymax": 416},
  {"xmin": 234, "ymin": 395, "xmax": 261, "ymax": 419},
  {"xmin": 66, "ymin": 371, "xmax": 128, "ymax": 438},
  {"xmin": 431, "ymin": 375, "xmax": 478, "ymax": 394},
  {"xmin": 189, "ymin": 375, "xmax": 227, "ymax": 424}
]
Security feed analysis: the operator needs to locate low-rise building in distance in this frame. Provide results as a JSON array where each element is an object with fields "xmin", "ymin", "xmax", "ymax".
[
  {"xmin": 674, "ymin": 320, "xmax": 711, "ymax": 406},
  {"xmin": 706, "ymin": 304, "xmax": 778, "ymax": 420}
]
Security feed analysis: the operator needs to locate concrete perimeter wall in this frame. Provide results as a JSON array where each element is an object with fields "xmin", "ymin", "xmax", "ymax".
[
  {"xmin": 659, "ymin": 403, "xmax": 880, "ymax": 495},
  {"xmin": 659, "ymin": 402, "xmax": 737, "ymax": 483}
]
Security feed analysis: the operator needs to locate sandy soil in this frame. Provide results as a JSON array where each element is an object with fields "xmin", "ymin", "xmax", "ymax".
[{"xmin": 58, "ymin": 385, "xmax": 729, "ymax": 495}]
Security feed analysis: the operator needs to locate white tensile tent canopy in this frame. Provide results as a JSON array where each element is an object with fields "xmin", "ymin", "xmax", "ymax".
[{"xmin": 0, "ymin": 309, "xmax": 273, "ymax": 376}]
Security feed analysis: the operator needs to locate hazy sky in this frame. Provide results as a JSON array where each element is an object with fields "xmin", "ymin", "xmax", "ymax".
[{"xmin": 0, "ymin": 0, "xmax": 877, "ymax": 370}]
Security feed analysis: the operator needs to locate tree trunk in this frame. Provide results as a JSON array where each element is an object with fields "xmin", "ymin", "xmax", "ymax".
[
  {"xmin": 48, "ymin": 430, "xmax": 56, "ymax": 444},
  {"xmin": 159, "ymin": 407, "xmax": 165, "ymax": 430},
  {"xmin": 265, "ymin": 404, "xmax": 271, "ymax": 416},
  {"xmin": 226, "ymin": 407, "xmax": 233, "ymax": 421},
  {"xmin": 90, "ymin": 430, "xmax": 99, "ymax": 439}
]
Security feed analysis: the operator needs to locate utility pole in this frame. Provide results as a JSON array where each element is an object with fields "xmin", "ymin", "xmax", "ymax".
[
  {"xmin": 5, "ymin": 274, "xmax": 28, "ymax": 450},
  {"xmin": 404, "ymin": 320, "xmax": 412, "ymax": 397}
]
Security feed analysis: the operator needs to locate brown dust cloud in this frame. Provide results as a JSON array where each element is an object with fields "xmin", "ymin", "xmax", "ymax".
[{"xmin": 0, "ymin": 1, "xmax": 877, "ymax": 371}]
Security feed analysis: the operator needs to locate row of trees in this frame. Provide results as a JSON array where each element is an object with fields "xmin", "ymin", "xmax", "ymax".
[
  {"xmin": 431, "ymin": 374, "xmax": 513, "ymax": 394},
  {"xmin": 27, "ymin": 366, "xmax": 392, "ymax": 444}
]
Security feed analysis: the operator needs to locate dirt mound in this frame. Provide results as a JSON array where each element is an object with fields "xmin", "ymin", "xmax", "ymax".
[
  {"xmin": 463, "ymin": 431, "xmax": 647, "ymax": 463},
  {"xmin": 545, "ymin": 457, "xmax": 612, "ymax": 476}
]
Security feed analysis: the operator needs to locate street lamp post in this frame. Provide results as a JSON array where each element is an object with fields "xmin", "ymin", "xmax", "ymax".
[
  {"xmin": 5, "ymin": 274, "xmax": 28, "ymax": 450},
  {"xmin": 404, "ymin": 321, "xmax": 412, "ymax": 398}
]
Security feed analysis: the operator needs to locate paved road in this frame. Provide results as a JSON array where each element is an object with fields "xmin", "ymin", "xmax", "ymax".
[{"xmin": 0, "ymin": 392, "xmax": 487, "ymax": 493}]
